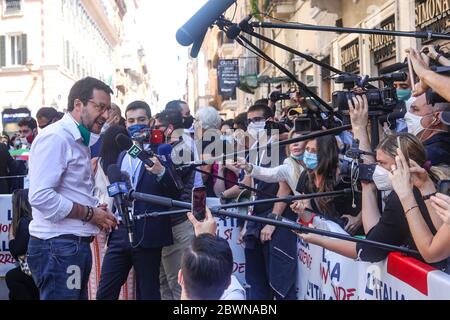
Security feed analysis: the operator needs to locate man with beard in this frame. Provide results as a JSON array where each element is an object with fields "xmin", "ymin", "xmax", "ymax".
[{"xmin": 27, "ymin": 77, "xmax": 118, "ymax": 300}]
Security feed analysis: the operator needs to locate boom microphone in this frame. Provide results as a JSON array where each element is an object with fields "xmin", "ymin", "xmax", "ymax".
[
  {"xmin": 116, "ymin": 133, "xmax": 155, "ymax": 168},
  {"xmin": 176, "ymin": 0, "xmax": 237, "ymax": 47}
]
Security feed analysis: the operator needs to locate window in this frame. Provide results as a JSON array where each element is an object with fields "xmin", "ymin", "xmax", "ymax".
[
  {"xmin": 4, "ymin": 0, "xmax": 22, "ymax": 15},
  {"xmin": 0, "ymin": 34, "xmax": 27, "ymax": 67}
]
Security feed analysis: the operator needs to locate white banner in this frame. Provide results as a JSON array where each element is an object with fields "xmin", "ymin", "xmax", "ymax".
[{"xmin": 0, "ymin": 195, "xmax": 15, "ymax": 277}]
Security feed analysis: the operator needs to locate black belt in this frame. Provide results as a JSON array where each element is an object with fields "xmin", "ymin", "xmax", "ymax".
[{"xmin": 31, "ymin": 235, "xmax": 94, "ymax": 244}]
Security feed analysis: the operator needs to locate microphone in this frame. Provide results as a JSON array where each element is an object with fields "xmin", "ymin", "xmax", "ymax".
[
  {"xmin": 116, "ymin": 133, "xmax": 155, "ymax": 168},
  {"xmin": 157, "ymin": 144, "xmax": 184, "ymax": 192},
  {"xmin": 107, "ymin": 164, "xmax": 134, "ymax": 244},
  {"xmin": 176, "ymin": 0, "xmax": 237, "ymax": 47}
]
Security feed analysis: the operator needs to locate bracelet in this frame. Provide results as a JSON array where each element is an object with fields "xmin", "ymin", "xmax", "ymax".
[
  {"xmin": 404, "ymin": 205, "xmax": 419, "ymax": 217},
  {"xmin": 422, "ymin": 192, "xmax": 437, "ymax": 201},
  {"xmin": 82, "ymin": 206, "xmax": 94, "ymax": 224}
]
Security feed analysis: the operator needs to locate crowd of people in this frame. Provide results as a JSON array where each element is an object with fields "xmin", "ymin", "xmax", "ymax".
[{"xmin": 0, "ymin": 45, "xmax": 450, "ymax": 301}]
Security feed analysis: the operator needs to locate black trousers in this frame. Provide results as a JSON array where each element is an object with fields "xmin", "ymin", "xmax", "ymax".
[
  {"xmin": 96, "ymin": 225, "xmax": 163, "ymax": 300},
  {"xmin": 5, "ymin": 267, "xmax": 39, "ymax": 300}
]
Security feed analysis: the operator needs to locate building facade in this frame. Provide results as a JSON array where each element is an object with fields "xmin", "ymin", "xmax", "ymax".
[
  {"xmin": 0, "ymin": 0, "xmax": 125, "ymax": 133},
  {"xmin": 195, "ymin": 0, "xmax": 445, "ymax": 118}
]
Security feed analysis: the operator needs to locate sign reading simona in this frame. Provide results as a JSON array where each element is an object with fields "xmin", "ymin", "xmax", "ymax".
[{"xmin": 218, "ymin": 59, "xmax": 239, "ymax": 100}]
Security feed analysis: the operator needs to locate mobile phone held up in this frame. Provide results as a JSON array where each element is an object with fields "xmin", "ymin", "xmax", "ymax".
[{"xmin": 192, "ymin": 187, "xmax": 207, "ymax": 221}]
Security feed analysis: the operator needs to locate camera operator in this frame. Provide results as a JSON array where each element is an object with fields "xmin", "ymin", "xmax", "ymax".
[
  {"xmin": 296, "ymin": 94, "xmax": 449, "ymax": 265},
  {"xmin": 406, "ymin": 48, "xmax": 450, "ymax": 102},
  {"xmin": 389, "ymin": 147, "xmax": 450, "ymax": 266},
  {"xmin": 290, "ymin": 136, "xmax": 363, "ymax": 235},
  {"xmin": 404, "ymin": 94, "xmax": 450, "ymax": 166}
]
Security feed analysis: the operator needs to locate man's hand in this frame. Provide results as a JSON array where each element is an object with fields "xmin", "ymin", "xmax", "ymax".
[
  {"xmin": 348, "ymin": 94, "xmax": 369, "ymax": 130},
  {"xmin": 145, "ymin": 157, "xmax": 165, "ymax": 176},
  {"xmin": 91, "ymin": 207, "xmax": 118, "ymax": 232},
  {"xmin": 260, "ymin": 225, "xmax": 276, "ymax": 243},
  {"xmin": 187, "ymin": 207, "xmax": 217, "ymax": 236}
]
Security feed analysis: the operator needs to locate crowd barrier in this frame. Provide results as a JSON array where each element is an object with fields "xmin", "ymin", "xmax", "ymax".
[{"xmin": 2, "ymin": 195, "xmax": 450, "ymax": 300}]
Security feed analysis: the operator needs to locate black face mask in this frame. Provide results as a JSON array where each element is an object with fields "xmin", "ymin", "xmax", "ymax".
[{"xmin": 183, "ymin": 116, "xmax": 194, "ymax": 129}]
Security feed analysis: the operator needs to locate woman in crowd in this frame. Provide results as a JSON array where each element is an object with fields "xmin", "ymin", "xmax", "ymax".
[
  {"xmin": 390, "ymin": 147, "xmax": 450, "ymax": 265},
  {"xmin": 6, "ymin": 189, "xmax": 39, "ymax": 300},
  {"xmin": 296, "ymin": 132, "xmax": 450, "ymax": 267},
  {"xmin": 88, "ymin": 125, "xmax": 136, "ymax": 300},
  {"xmin": 291, "ymin": 135, "xmax": 363, "ymax": 235}
]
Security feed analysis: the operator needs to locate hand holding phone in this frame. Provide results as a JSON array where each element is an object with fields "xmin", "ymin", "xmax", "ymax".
[{"xmin": 192, "ymin": 187, "xmax": 207, "ymax": 221}]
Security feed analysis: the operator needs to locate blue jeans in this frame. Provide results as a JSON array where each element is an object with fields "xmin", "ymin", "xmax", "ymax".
[{"xmin": 27, "ymin": 238, "xmax": 92, "ymax": 300}]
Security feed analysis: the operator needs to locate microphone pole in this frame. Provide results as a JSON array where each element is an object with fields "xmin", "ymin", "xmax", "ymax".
[
  {"xmin": 178, "ymin": 124, "xmax": 352, "ymax": 168},
  {"xmin": 127, "ymin": 191, "xmax": 419, "ymax": 256},
  {"xmin": 251, "ymin": 21, "xmax": 450, "ymax": 41}
]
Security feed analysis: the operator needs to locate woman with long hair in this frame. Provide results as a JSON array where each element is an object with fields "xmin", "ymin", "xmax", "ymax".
[
  {"xmin": 292, "ymin": 135, "xmax": 362, "ymax": 235},
  {"xmin": 296, "ymin": 132, "xmax": 450, "ymax": 268},
  {"xmin": 6, "ymin": 189, "xmax": 39, "ymax": 300}
]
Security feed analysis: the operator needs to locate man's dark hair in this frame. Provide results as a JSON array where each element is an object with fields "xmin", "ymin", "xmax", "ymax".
[
  {"xmin": 36, "ymin": 107, "xmax": 59, "ymax": 121},
  {"xmin": 181, "ymin": 234, "xmax": 233, "ymax": 300},
  {"xmin": 165, "ymin": 100, "xmax": 187, "ymax": 112},
  {"xmin": 67, "ymin": 77, "xmax": 113, "ymax": 112},
  {"xmin": 155, "ymin": 109, "xmax": 184, "ymax": 130},
  {"xmin": 221, "ymin": 119, "xmax": 234, "ymax": 130},
  {"xmin": 234, "ymin": 112, "xmax": 248, "ymax": 131},
  {"xmin": 248, "ymin": 104, "xmax": 274, "ymax": 120},
  {"xmin": 255, "ymin": 99, "xmax": 269, "ymax": 107},
  {"xmin": 125, "ymin": 101, "xmax": 152, "ymax": 119},
  {"xmin": 18, "ymin": 117, "xmax": 37, "ymax": 130}
]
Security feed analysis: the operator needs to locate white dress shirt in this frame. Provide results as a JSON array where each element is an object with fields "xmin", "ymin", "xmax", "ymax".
[{"xmin": 28, "ymin": 113, "xmax": 100, "ymax": 239}]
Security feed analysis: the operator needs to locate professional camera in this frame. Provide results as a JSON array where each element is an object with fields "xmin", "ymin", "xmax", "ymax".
[
  {"xmin": 425, "ymin": 66, "xmax": 450, "ymax": 105},
  {"xmin": 332, "ymin": 72, "xmax": 407, "ymax": 113},
  {"xmin": 340, "ymin": 139, "xmax": 376, "ymax": 183},
  {"xmin": 270, "ymin": 91, "xmax": 293, "ymax": 103}
]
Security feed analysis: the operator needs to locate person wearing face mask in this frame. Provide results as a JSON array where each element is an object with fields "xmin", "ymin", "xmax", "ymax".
[
  {"xmin": 291, "ymin": 136, "xmax": 363, "ymax": 236},
  {"xmin": 18, "ymin": 117, "xmax": 38, "ymax": 148},
  {"xmin": 27, "ymin": 77, "xmax": 119, "ymax": 300},
  {"xmin": 97, "ymin": 101, "xmax": 182, "ymax": 301},
  {"xmin": 403, "ymin": 93, "xmax": 450, "ymax": 166}
]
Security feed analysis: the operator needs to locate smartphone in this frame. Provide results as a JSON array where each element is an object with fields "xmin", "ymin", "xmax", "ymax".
[
  {"xmin": 192, "ymin": 187, "xmax": 207, "ymax": 221},
  {"xmin": 407, "ymin": 55, "xmax": 416, "ymax": 92},
  {"xmin": 151, "ymin": 129, "xmax": 165, "ymax": 145}
]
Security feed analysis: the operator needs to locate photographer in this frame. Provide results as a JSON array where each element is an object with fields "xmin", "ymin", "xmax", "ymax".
[
  {"xmin": 291, "ymin": 136, "xmax": 363, "ymax": 235},
  {"xmin": 404, "ymin": 94, "xmax": 450, "ymax": 165},
  {"xmin": 406, "ymin": 48, "xmax": 450, "ymax": 102},
  {"xmin": 389, "ymin": 147, "xmax": 450, "ymax": 266}
]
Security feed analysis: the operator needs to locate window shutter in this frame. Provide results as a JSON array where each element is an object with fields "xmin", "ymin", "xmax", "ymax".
[
  {"xmin": 21, "ymin": 34, "xmax": 27, "ymax": 65},
  {"xmin": 0, "ymin": 36, "xmax": 5, "ymax": 67}
]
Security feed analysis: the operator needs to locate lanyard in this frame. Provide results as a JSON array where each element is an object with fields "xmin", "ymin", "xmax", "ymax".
[{"xmin": 128, "ymin": 155, "xmax": 142, "ymax": 188}]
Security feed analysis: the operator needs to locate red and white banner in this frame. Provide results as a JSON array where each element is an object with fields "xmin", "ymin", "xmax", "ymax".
[
  {"xmin": 0, "ymin": 195, "xmax": 15, "ymax": 277},
  {"xmin": 296, "ymin": 218, "xmax": 450, "ymax": 300}
]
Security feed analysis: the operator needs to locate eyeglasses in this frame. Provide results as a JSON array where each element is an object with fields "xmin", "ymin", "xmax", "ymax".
[
  {"xmin": 88, "ymin": 100, "xmax": 111, "ymax": 113},
  {"xmin": 247, "ymin": 117, "xmax": 266, "ymax": 124}
]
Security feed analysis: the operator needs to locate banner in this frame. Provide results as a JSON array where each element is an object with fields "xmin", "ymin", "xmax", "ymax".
[
  {"xmin": 296, "ymin": 217, "xmax": 450, "ymax": 300},
  {"xmin": 218, "ymin": 59, "xmax": 239, "ymax": 100},
  {"xmin": 0, "ymin": 195, "xmax": 15, "ymax": 277}
]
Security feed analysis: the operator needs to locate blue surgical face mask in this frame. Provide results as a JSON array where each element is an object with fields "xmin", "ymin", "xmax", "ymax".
[
  {"xmin": 396, "ymin": 89, "xmax": 412, "ymax": 102},
  {"xmin": 303, "ymin": 151, "xmax": 318, "ymax": 170},
  {"xmin": 128, "ymin": 124, "xmax": 148, "ymax": 137}
]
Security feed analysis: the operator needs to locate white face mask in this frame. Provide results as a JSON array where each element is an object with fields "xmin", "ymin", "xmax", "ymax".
[
  {"xmin": 373, "ymin": 165, "xmax": 393, "ymax": 191},
  {"xmin": 404, "ymin": 111, "xmax": 425, "ymax": 137},
  {"xmin": 247, "ymin": 121, "xmax": 266, "ymax": 138}
]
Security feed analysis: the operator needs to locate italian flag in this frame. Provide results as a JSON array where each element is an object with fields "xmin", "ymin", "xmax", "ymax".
[{"xmin": 10, "ymin": 149, "xmax": 30, "ymax": 161}]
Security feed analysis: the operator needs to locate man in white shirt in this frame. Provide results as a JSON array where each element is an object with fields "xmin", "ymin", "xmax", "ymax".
[{"xmin": 27, "ymin": 77, "xmax": 118, "ymax": 300}]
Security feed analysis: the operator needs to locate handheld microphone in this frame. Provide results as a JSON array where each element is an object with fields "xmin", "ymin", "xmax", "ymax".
[
  {"xmin": 107, "ymin": 164, "xmax": 134, "ymax": 244},
  {"xmin": 176, "ymin": 0, "xmax": 237, "ymax": 46},
  {"xmin": 157, "ymin": 143, "xmax": 184, "ymax": 192},
  {"xmin": 116, "ymin": 133, "xmax": 155, "ymax": 168}
]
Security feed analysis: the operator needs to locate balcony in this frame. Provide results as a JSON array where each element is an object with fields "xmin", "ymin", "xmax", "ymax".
[
  {"xmin": 267, "ymin": 0, "xmax": 296, "ymax": 19},
  {"xmin": 238, "ymin": 56, "xmax": 259, "ymax": 94},
  {"xmin": 4, "ymin": 0, "xmax": 22, "ymax": 15}
]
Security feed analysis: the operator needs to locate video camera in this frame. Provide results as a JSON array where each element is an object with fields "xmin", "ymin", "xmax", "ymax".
[
  {"xmin": 270, "ymin": 91, "xmax": 293, "ymax": 103},
  {"xmin": 332, "ymin": 72, "xmax": 407, "ymax": 113},
  {"xmin": 340, "ymin": 139, "xmax": 376, "ymax": 183}
]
